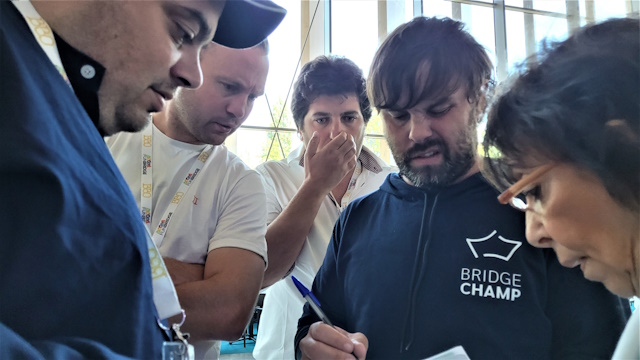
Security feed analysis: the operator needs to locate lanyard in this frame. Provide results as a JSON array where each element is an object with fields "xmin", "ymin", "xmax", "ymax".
[
  {"xmin": 140, "ymin": 123, "xmax": 213, "ymax": 247},
  {"xmin": 329, "ymin": 160, "xmax": 363, "ymax": 210},
  {"xmin": 12, "ymin": 1, "xmax": 70, "ymax": 86},
  {"xmin": 341, "ymin": 160, "xmax": 363, "ymax": 207},
  {"xmin": 13, "ymin": 1, "xmax": 182, "ymax": 321}
]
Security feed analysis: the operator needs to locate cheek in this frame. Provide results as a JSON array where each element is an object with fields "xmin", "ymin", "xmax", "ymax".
[{"xmin": 383, "ymin": 121, "xmax": 409, "ymax": 146}]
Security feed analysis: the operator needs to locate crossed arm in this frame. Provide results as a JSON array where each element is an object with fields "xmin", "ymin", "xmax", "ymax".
[{"xmin": 164, "ymin": 248, "xmax": 265, "ymax": 341}]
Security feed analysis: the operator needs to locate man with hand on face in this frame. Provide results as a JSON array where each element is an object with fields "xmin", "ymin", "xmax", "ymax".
[
  {"xmin": 295, "ymin": 17, "xmax": 629, "ymax": 360},
  {"xmin": 253, "ymin": 55, "xmax": 395, "ymax": 360},
  {"xmin": 0, "ymin": 0, "xmax": 284, "ymax": 358},
  {"xmin": 108, "ymin": 39, "xmax": 276, "ymax": 360}
]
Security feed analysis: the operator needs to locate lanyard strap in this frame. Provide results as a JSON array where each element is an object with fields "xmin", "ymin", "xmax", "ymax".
[
  {"xmin": 141, "ymin": 123, "xmax": 213, "ymax": 247},
  {"xmin": 12, "ymin": 1, "xmax": 70, "ymax": 86},
  {"xmin": 341, "ymin": 160, "xmax": 363, "ymax": 207},
  {"xmin": 329, "ymin": 159, "xmax": 363, "ymax": 209}
]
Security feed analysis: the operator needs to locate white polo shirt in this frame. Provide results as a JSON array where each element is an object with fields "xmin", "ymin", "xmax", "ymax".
[
  {"xmin": 253, "ymin": 145, "xmax": 395, "ymax": 360},
  {"xmin": 107, "ymin": 123, "xmax": 268, "ymax": 359}
]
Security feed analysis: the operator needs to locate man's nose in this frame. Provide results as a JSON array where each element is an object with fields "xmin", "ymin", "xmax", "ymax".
[
  {"xmin": 329, "ymin": 118, "xmax": 341, "ymax": 139},
  {"xmin": 409, "ymin": 114, "xmax": 434, "ymax": 143},
  {"xmin": 170, "ymin": 47, "xmax": 204, "ymax": 89},
  {"xmin": 227, "ymin": 96, "xmax": 248, "ymax": 119}
]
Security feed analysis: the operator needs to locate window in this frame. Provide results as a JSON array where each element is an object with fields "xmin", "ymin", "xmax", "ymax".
[
  {"xmin": 229, "ymin": 0, "xmax": 637, "ymax": 168},
  {"xmin": 224, "ymin": 0, "xmax": 302, "ymax": 168}
]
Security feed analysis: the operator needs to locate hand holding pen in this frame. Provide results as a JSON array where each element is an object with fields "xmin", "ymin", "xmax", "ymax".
[{"xmin": 292, "ymin": 276, "xmax": 368, "ymax": 360}]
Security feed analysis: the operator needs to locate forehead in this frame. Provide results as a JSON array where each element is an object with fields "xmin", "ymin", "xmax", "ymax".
[
  {"xmin": 392, "ymin": 61, "xmax": 465, "ymax": 110},
  {"xmin": 202, "ymin": 45, "xmax": 269, "ymax": 82},
  {"xmin": 306, "ymin": 94, "xmax": 361, "ymax": 116}
]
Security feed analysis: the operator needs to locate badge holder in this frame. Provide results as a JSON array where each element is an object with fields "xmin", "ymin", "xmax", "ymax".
[{"xmin": 158, "ymin": 310, "xmax": 194, "ymax": 360}]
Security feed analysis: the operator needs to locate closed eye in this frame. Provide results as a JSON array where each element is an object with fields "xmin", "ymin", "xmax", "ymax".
[
  {"xmin": 427, "ymin": 105, "xmax": 453, "ymax": 117},
  {"xmin": 220, "ymin": 82, "xmax": 239, "ymax": 93},
  {"xmin": 387, "ymin": 110, "xmax": 410, "ymax": 121},
  {"xmin": 173, "ymin": 22, "xmax": 195, "ymax": 48}
]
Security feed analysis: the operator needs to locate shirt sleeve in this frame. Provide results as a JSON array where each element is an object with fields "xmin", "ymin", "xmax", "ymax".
[
  {"xmin": 0, "ymin": 322, "xmax": 134, "ymax": 359},
  {"xmin": 544, "ymin": 250, "xmax": 630, "ymax": 359},
  {"xmin": 208, "ymin": 169, "xmax": 268, "ymax": 265}
]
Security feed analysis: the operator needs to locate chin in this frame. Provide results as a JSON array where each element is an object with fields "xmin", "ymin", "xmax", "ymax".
[
  {"xmin": 599, "ymin": 275, "xmax": 636, "ymax": 298},
  {"xmin": 115, "ymin": 110, "xmax": 152, "ymax": 134}
]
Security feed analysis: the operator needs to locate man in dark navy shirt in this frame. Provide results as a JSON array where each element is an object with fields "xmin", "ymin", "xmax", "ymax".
[
  {"xmin": 0, "ymin": 1, "xmax": 284, "ymax": 358},
  {"xmin": 295, "ymin": 17, "xmax": 629, "ymax": 360}
]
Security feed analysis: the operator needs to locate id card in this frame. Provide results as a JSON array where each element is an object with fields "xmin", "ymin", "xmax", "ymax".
[{"xmin": 162, "ymin": 341, "xmax": 194, "ymax": 360}]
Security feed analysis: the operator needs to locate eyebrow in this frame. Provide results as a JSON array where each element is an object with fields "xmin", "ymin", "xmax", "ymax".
[
  {"xmin": 311, "ymin": 112, "xmax": 331, "ymax": 118},
  {"xmin": 341, "ymin": 111, "xmax": 361, "ymax": 117}
]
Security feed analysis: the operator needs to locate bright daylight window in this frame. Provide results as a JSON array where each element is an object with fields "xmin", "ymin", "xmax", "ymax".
[{"xmin": 226, "ymin": 0, "xmax": 638, "ymax": 168}]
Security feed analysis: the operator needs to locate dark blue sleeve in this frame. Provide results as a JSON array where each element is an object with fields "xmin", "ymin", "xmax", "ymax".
[
  {"xmin": 545, "ymin": 250, "xmax": 630, "ymax": 359},
  {"xmin": 294, "ymin": 214, "xmax": 349, "ymax": 359},
  {"xmin": 0, "ymin": 323, "xmax": 134, "ymax": 359}
]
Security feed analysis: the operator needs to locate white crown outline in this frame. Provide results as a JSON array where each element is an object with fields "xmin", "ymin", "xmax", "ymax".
[{"xmin": 466, "ymin": 230, "xmax": 523, "ymax": 262}]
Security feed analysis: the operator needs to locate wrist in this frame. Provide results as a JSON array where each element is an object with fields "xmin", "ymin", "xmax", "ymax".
[{"xmin": 300, "ymin": 177, "xmax": 331, "ymax": 197}]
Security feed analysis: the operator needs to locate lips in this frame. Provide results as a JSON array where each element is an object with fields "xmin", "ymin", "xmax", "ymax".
[
  {"xmin": 211, "ymin": 121, "xmax": 234, "ymax": 134},
  {"xmin": 410, "ymin": 148, "xmax": 440, "ymax": 160},
  {"xmin": 149, "ymin": 88, "xmax": 174, "ymax": 113}
]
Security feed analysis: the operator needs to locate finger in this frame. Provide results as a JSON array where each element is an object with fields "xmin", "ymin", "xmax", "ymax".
[
  {"xmin": 325, "ymin": 132, "xmax": 349, "ymax": 151},
  {"xmin": 305, "ymin": 132, "xmax": 320, "ymax": 160},
  {"xmin": 316, "ymin": 131, "xmax": 332, "ymax": 151},
  {"xmin": 342, "ymin": 143, "xmax": 357, "ymax": 161},
  {"xmin": 337, "ymin": 134, "xmax": 356, "ymax": 154},
  {"xmin": 309, "ymin": 323, "xmax": 356, "ymax": 355},
  {"xmin": 351, "ymin": 337, "xmax": 368, "ymax": 360}
]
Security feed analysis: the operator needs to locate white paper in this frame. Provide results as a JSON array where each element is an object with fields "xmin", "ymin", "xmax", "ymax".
[{"xmin": 423, "ymin": 345, "xmax": 471, "ymax": 360}]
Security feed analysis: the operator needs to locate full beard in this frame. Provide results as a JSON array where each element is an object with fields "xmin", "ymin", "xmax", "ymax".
[{"xmin": 389, "ymin": 127, "xmax": 477, "ymax": 189}]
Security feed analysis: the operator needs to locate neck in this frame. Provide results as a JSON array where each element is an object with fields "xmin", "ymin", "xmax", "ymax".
[
  {"xmin": 331, "ymin": 167, "xmax": 356, "ymax": 204},
  {"xmin": 153, "ymin": 106, "xmax": 202, "ymax": 145}
]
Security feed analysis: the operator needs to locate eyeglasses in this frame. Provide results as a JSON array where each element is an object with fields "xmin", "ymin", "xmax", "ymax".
[{"xmin": 497, "ymin": 164, "xmax": 556, "ymax": 211}]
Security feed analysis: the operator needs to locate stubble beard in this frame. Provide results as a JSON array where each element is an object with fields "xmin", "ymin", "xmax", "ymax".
[{"xmin": 389, "ymin": 121, "xmax": 478, "ymax": 190}]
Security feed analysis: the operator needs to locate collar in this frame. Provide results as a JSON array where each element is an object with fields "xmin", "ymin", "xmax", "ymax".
[
  {"xmin": 297, "ymin": 146, "xmax": 384, "ymax": 174},
  {"xmin": 55, "ymin": 33, "xmax": 105, "ymax": 134},
  {"xmin": 12, "ymin": 0, "xmax": 106, "ymax": 134}
]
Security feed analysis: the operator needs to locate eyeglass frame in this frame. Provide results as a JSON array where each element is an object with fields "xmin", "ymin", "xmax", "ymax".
[{"xmin": 497, "ymin": 163, "xmax": 556, "ymax": 211}]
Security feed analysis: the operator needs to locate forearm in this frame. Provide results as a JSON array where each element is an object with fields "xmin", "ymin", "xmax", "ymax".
[
  {"xmin": 176, "ymin": 250, "xmax": 265, "ymax": 341},
  {"xmin": 163, "ymin": 257, "xmax": 204, "ymax": 286},
  {"xmin": 263, "ymin": 180, "xmax": 328, "ymax": 287},
  {"xmin": 175, "ymin": 282, "xmax": 256, "ymax": 341}
]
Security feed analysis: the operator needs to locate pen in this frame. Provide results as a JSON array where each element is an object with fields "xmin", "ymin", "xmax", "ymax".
[{"xmin": 291, "ymin": 275, "xmax": 359, "ymax": 360}]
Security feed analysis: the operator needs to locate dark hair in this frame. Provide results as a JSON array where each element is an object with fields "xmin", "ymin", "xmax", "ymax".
[
  {"xmin": 368, "ymin": 16, "xmax": 493, "ymax": 111},
  {"xmin": 483, "ymin": 17, "xmax": 640, "ymax": 211},
  {"xmin": 291, "ymin": 55, "xmax": 371, "ymax": 130}
]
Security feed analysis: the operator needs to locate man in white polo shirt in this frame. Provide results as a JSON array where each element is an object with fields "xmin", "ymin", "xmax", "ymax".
[
  {"xmin": 253, "ymin": 55, "xmax": 396, "ymax": 360},
  {"xmin": 107, "ymin": 39, "xmax": 276, "ymax": 360}
]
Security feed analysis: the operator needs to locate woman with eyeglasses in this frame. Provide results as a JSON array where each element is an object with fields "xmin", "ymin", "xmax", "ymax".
[{"xmin": 482, "ymin": 17, "xmax": 639, "ymax": 359}]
